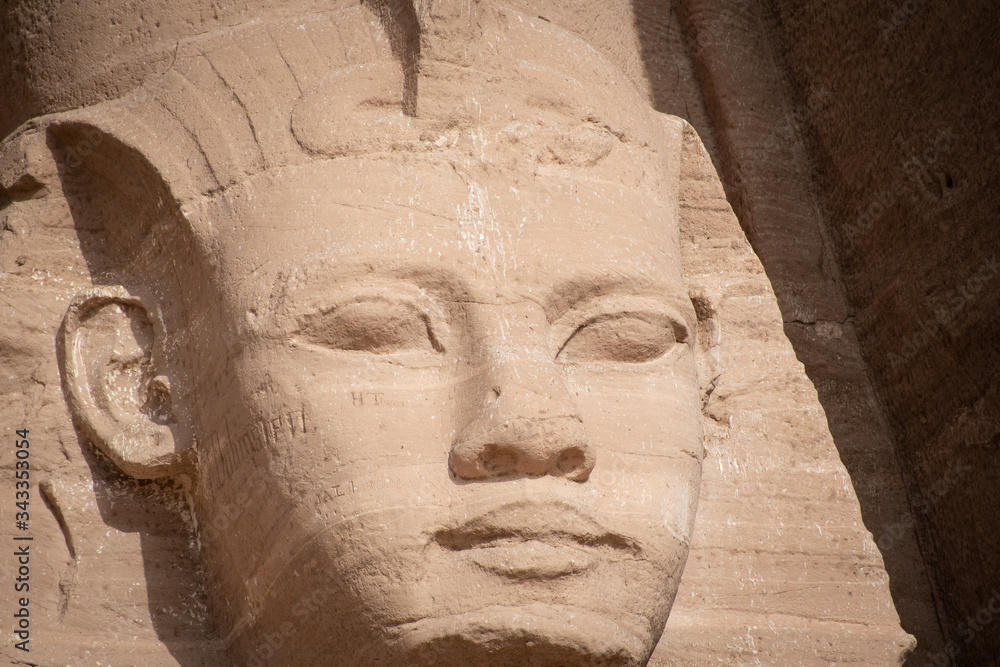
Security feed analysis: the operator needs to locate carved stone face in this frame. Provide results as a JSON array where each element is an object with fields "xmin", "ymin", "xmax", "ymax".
[{"xmin": 184, "ymin": 101, "xmax": 705, "ymax": 663}]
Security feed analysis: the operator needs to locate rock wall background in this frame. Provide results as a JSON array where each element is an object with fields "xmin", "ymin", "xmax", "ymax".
[
  {"xmin": 764, "ymin": 1, "xmax": 1000, "ymax": 664},
  {"xmin": 632, "ymin": 0, "xmax": 998, "ymax": 664}
]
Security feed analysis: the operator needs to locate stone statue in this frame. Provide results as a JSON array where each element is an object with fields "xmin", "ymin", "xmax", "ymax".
[
  {"xmin": 55, "ymin": 8, "xmax": 717, "ymax": 664},
  {"xmin": 0, "ymin": 1, "xmax": 911, "ymax": 664}
]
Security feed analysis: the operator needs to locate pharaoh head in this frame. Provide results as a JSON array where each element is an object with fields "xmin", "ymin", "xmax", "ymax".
[{"xmin": 55, "ymin": 5, "xmax": 719, "ymax": 665}]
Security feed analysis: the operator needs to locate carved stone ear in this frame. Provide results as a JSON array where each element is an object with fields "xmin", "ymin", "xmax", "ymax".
[
  {"xmin": 61, "ymin": 285, "xmax": 193, "ymax": 479},
  {"xmin": 690, "ymin": 291, "xmax": 722, "ymax": 407}
]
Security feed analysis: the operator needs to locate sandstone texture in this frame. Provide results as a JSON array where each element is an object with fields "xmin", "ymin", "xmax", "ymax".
[
  {"xmin": 1, "ymin": 1, "xmax": 914, "ymax": 664},
  {"xmin": 643, "ymin": 1, "xmax": 944, "ymax": 661},
  {"xmin": 763, "ymin": 2, "xmax": 1000, "ymax": 664}
]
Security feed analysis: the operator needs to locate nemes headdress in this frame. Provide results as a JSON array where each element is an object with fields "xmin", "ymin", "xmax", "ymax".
[{"xmin": 25, "ymin": 1, "xmax": 665, "ymax": 199}]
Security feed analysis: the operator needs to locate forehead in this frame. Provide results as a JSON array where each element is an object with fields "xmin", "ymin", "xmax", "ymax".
[{"xmin": 204, "ymin": 129, "xmax": 686, "ymax": 312}]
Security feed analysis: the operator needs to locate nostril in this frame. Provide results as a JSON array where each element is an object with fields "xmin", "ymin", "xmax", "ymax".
[
  {"xmin": 480, "ymin": 443, "xmax": 518, "ymax": 475},
  {"xmin": 556, "ymin": 447, "xmax": 590, "ymax": 480},
  {"xmin": 450, "ymin": 415, "xmax": 595, "ymax": 481}
]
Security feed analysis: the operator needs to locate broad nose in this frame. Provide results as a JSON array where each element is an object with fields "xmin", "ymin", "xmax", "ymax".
[{"xmin": 449, "ymin": 304, "xmax": 595, "ymax": 482}]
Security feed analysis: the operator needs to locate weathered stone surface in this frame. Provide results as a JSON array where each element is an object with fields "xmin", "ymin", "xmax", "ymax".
[
  {"xmin": 635, "ymin": 1, "xmax": 947, "ymax": 661},
  {"xmin": 1, "ymin": 1, "xmax": 910, "ymax": 664},
  {"xmin": 764, "ymin": 0, "xmax": 1000, "ymax": 663},
  {"xmin": 652, "ymin": 131, "xmax": 910, "ymax": 664}
]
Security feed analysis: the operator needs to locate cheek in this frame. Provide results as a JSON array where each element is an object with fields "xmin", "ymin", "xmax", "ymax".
[
  {"xmin": 561, "ymin": 353, "xmax": 703, "ymax": 528},
  {"xmin": 252, "ymin": 347, "xmax": 460, "ymax": 524},
  {"xmin": 269, "ymin": 347, "xmax": 455, "ymax": 455},
  {"xmin": 203, "ymin": 348, "xmax": 460, "ymax": 568},
  {"xmin": 560, "ymin": 352, "xmax": 704, "ymax": 456}
]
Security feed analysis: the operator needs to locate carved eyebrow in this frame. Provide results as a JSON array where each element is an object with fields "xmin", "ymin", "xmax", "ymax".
[
  {"xmin": 543, "ymin": 273, "xmax": 696, "ymax": 333},
  {"xmin": 277, "ymin": 261, "xmax": 697, "ymax": 333},
  {"xmin": 386, "ymin": 265, "xmax": 477, "ymax": 302},
  {"xmin": 276, "ymin": 260, "xmax": 478, "ymax": 309}
]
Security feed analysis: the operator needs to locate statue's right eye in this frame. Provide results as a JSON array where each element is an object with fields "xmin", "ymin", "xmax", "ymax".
[{"xmin": 295, "ymin": 299, "xmax": 445, "ymax": 354}]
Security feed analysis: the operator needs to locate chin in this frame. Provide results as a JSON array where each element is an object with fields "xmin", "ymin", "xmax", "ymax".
[{"xmin": 380, "ymin": 603, "xmax": 657, "ymax": 667}]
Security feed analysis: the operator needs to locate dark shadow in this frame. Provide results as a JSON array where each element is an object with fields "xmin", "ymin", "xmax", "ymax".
[
  {"xmin": 365, "ymin": 0, "xmax": 421, "ymax": 115},
  {"xmin": 631, "ymin": 1, "xmax": 944, "ymax": 662},
  {"xmin": 81, "ymin": 442, "xmax": 232, "ymax": 666},
  {"xmin": 50, "ymin": 122, "xmax": 231, "ymax": 666}
]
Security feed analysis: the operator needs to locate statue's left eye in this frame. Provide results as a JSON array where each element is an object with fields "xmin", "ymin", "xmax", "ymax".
[
  {"xmin": 296, "ymin": 299, "xmax": 445, "ymax": 354},
  {"xmin": 556, "ymin": 313, "xmax": 687, "ymax": 364}
]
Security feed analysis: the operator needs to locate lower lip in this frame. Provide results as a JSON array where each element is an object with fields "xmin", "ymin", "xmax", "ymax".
[{"xmin": 459, "ymin": 539, "xmax": 595, "ymax": 579}]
